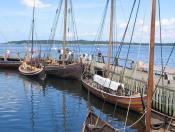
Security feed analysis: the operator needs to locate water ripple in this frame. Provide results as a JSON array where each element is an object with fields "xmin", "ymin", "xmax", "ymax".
[{"xmin": 0, "ymin": 70, "xmax": 144, "ymax": 132}]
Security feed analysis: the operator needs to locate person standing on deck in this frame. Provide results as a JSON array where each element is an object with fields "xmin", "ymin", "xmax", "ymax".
[
  {"xmin": 97, "ymin": 48, "xmax": 104, "ymax": 63},
  {"xmin": 58, "ymin": 48, "xmax": 64, "ymax": 60},
  {"xmin": 4, "ymin": 50, "xmax": 10, "ymax": 61}
]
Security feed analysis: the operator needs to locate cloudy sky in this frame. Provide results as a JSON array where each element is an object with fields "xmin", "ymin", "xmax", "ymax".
[{"xmin": 0, "ymin": 0, "xmax": 175, "ymax": 43}]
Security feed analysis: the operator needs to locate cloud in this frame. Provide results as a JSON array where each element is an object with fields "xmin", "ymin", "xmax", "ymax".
[
  {"xmin": 76, "ymin": 18, "xmax": 99, "ymax": 25},
  {"xmin": 75, "ymin": 2, "xmax": 104, "ymax": 10},
  {"xmin": 119, "ymin": 22, "xmax": 127, "ymax": 28},
  {"xmin": 154, "ymin": 18, "xmax": 175, "ymax": 42},
  {"xmin": 21, "ymin": 0, "xmax": 50, "ymax": 8},
  {"xmin": 156, "ymin": 18, "xmax": 175, "ymax": 27}
]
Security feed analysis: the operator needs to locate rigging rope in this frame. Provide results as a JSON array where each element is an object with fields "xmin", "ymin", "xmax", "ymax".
[
  {"xmin": 130, "ymin": 1, "xmax": 148, "ymax": 77},
  {"xmin": 82, "ymin": 0, "xmax": 109, "ymax": 77},
  {"xmin": 69, "ymin": 0, "xmax": 80, "ymax": 53},
  {"xmin": 88, "ymin": 0, "xmax": 109, "ymax": 60},
  {"xmin": 121, "ymin": 0, "xmax": 141, "ymax": 82},
  {"xmin": 123, "ymin": 96, "xmax": 132, "ymax": 131},
  {"xmin": 48, "ymin": 0, "xmax": 63, "ymax": 57},
  {"xmin": 157, "ymin": 0, "xmax": 167, "ymax": 125},
  {"xmin": 119, "ymin": 109, "xmax": 146, "ymax": 131},
  {"xmin": 115, "ymin": 0, "xmax": 137, "ymax": 60},
  {"xmin": 109, "ymin": 0, "xmax": 137, "ymax": 83},
  {"xmin": 153, "ymin": 43, "xmax": 175, "ymax": 97}
]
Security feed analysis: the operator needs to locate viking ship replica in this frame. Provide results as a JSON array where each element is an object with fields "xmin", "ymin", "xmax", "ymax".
[
  {"xmin": 19, "ymin": 0, "xmax": 45, "ymax": 80},
  {"xmin": 44, "ymin": 0, "xmax": 82, "ymax": 80},
  {"xmin": 82, "ymin": 0, "xmax": 146, "ymax": 113},
  {"xmin": 83, "ymin": 0, "xmax": 171, "ymax": 131}
]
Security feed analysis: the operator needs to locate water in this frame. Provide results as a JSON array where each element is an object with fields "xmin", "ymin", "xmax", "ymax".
[
  {"xmin": 0, "ymin": 69, "xmax": 145, "ymax": 132},
  {"xmin": 0, "ymin": 43, "xmax": 174, "ymax": 132},
  {"xmin": 0, "ymin": 43, "xmax": 174, "ymax": 67},
  {"xmin": 80, "ymin": 44, "xmax": 175, "ymax": 67}
]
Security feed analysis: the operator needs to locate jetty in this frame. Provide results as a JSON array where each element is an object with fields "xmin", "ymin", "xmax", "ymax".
[{"xmin": 82, "ymin": 58, "xmax": 175, "ymax": 118}]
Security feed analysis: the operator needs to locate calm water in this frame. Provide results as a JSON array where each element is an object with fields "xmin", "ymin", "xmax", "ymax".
[
  {"xmin": 0, "ymin": 43, "xmax": 175, "ymax": 67},
  {"xmin": 0, "ymin": 69, "xmax": 145, "ymax": 132},
  {"xmin": 0, "ymin": 43, "xmax": 174, "ymax": 132}
]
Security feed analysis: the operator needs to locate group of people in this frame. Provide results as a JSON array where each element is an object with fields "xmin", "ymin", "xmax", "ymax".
[{"xmin": 58, "ymin": 48, "xmax": 74, "ymax": 64}]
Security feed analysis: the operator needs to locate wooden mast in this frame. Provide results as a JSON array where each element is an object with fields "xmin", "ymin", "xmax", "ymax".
[
  {"xmin": 107, "ymin": 0, "xmax": 114, "ymax": 74},
  {"xmin": 31, "ymin": 0, "xmax": 36, "ymax": 60},
  {"xmin": 146, "ymin": 0, "xmax": 156, "ymax": 131},
  {"xmin": 62, "ymin": 0, "xmax": 68, "ymax": 65}
]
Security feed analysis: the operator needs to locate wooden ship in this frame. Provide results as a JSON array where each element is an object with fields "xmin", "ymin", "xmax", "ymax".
[
  {"xmin": 44, "ymin": 0, "xmax": 82, "ymax": 80},
  {"xmin": 83, "ymin": 0, "xmax": 168, "ymax": 131},
  {"xmin": 19, "ymin": 0, "xmax": 45, "ymax": 80},
  {"xmin": 81, "ymin": 0, "xmax": 146, "ymax": 113}
]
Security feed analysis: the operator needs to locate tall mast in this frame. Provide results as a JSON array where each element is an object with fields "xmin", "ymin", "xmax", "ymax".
[
  {"xmin": 31, "ymin": 0, "xmax": 35, "ymax": 59},
  {"xmin": 107, "ymin": 0, "xmax": 114, "ymax": 74},
  {"xmin": 146, "ymin": 0, "xmax": 156, "ymax": 131},
  {"xmin": 62, "ymin": 0, "xmax": 68, "ymax": 65}
]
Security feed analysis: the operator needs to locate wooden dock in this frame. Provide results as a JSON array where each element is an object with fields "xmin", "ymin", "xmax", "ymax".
[{"xmin": 82, "ymin": 60, "xmax": 175, "ymax": 118}]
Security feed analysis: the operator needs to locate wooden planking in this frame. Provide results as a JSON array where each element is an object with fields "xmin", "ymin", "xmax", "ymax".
[{"xmin": 83, "ymin": 60, "xmax": 175, "ymax": 117}]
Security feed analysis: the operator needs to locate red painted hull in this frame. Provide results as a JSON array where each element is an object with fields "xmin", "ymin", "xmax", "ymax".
[{"xmin": 82, "ymin": 79, "xmax": 146, "ymax": 113}]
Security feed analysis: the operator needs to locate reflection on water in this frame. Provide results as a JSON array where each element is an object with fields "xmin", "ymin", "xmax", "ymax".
[{"xmin": 0, "ymin": 69, "xmax": 145, "ymax": 132}]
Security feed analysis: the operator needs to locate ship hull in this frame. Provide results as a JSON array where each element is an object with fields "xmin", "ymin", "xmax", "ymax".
[
  {"xmin": 45, "ymin": 63, "xmax": 83, "ymax": 80},
  {"xmin": 82, "ymin": 111, "xmax": 118, "ymax": 132},
  {"xmin": 82, "ymin": 78, "xmax": 146, "ymax": 113},
  {"xmin": 19, "ymin": 63, "xmax": 46, "ymax": 80},
  {"xmin": 0, "ymin": 57, "xmax": 21, "ymax": 69}
]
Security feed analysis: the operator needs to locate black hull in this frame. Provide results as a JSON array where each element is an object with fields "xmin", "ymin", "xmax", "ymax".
[
  {"xmin": 0, "ymin": 62, "xmax": 21, "ymax": 69},
  {"xmin": 45, "ymin": 63, "xmax": 83, "ymax": 80},
  {"xmin": 0, "ymin": 57, "xmax": 22, "ymax": 69}
]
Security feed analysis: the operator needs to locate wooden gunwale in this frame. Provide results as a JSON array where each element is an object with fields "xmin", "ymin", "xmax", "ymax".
[
  {"xmin": 82, "ymin": 111, "xmax": 118, "ymax": 132},
  {"xmin": 82, "ymin": 78, "xmax": 146, "ymax": 113},
  {"xmin": 45, "ymin": 62, "xmax": 83, "ymax": 80}
]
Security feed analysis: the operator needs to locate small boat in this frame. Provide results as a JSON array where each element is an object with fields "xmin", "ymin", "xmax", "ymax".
[
  {"xmin": 82, "ymin": 74, "xmax": 146, "ymax": 113},
  {"xmin": 19, "ymin": 62, "xmax": 45, "ymax": 80},
  {"xmin": 18, "ymin": 0, "xmax": 45, "ymax": 81},
  {"xmin": 0, "ymin": 56, "xmax": 21, "ymax": 69},
  {"xmin": 82, "ymin": 111, "xmax": 118, "ymax": 132}
]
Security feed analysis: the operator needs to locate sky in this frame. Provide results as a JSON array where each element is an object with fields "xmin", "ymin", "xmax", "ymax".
[{"xmin": 0, "ymin": 0, "xmax": 175, "ymax": 43}]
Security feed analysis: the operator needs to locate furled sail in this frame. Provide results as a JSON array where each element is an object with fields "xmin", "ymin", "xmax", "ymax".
[{"xmin": 93, "ymin": 74, "xmax": 124, "ymax": 91}]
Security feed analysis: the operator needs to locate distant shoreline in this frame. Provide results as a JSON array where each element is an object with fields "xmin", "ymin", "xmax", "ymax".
[{"xmin": 3, "ymin": 40, "xmax": 175, "ymax": 46}]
